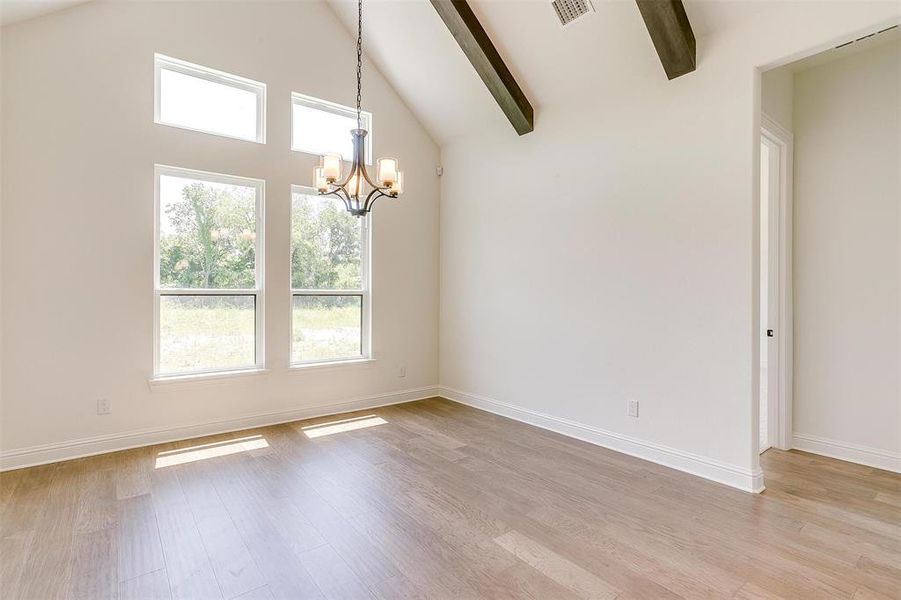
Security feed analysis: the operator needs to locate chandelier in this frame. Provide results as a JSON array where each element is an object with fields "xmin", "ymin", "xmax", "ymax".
[{"xmin": 314, "ymin": 0, "xmax": 403, "ymax": 217}]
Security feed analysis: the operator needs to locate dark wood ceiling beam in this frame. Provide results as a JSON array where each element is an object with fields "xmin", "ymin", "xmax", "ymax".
[
  {"xmin": 635, "ymin": 0, "xmax": 696, "ymax": 80},
  {"xmin": 430, "ymin": 0, "xmax": 534, "ymax": 135}
]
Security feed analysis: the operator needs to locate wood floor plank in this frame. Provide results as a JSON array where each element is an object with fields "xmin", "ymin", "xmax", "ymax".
[
  {"xmin": 494, "ymin": 529, "xmax": 619, "ymax": 599},
  {"xmin": 733, "ymin": 581, "xmax": 787, "ymax": 599},
  {"xmin": 486, "ymin": 562, "xmax": 582, "ymax": 600},
  {"xmin": 15, "ymin": 461, "xmax": 81, "ymax": 599},
  {"xmin": 308, "ymin": 513, "xmax": 400, "ymax": 585},
  {"xmin": 0, "ymin": 529, "xmax": 35, "ymax": 599},
  {"xmin": 119, "ymin": 568, "xmax": 170, "ymax": 600},
  {"xmin": 368, "ymin": 575, "xmax": 425, "ymax": 600},
  {"xmin": 299, "ymin": 543, "xmax": 375, "ymax": 599},
  {"xmin": 75, "ymin": 462, "xmax": 119, "ymax": 533},
  {"xmin": 118, "ymin": 493, "xmax": 165, "ymax": 584},
  {"xmin": 0, "ymin": 469, "xmax": 25, "ymax": 517},
  {"xmin": 68, "ymin": 526, "xmax": 118, "ymax": 599},
  {"xmin": 348, "ymin": 508, "xmax": 482, "ymax": 598},
  {"xmin": 0, "ymin": 464, "xmax": 55, "ymax": 536},
  {"xmin": 116, "ymin": 448, "xmax": 153, "ymax": 500},
  {"xmin": 852, "ymin": 585, "xmax": 898, "ymax": 600},
  {"xmin": 233, "ymin": 585, "xmax": 276, "ymax": 600}
]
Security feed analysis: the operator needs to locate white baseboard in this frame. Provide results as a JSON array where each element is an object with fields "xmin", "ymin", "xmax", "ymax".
[
  {"xmin": 0, "ymin": 385, "xmax": 441, "ymax": 471},
  {"xmin": 438, "ymin": 386, "xmax": 765, "ymax": 493},
  {"xmin": 793, "ymin": 433, "xmax": 901, "ymax": 473}
]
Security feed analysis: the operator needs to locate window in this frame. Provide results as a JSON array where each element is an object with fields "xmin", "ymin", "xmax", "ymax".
[
  {"xmin": 292, "ymin": 92, "xmax": 371, "ymax": 163},
  {"xmin": 155, "ymin": 54, "xmax": 266, "ymax": 143},
  {"xmin": 291, "ymin": 186, "xmax": 370, "ymax": 364},
  {"xmin": 154, "ymin": 166, "xmax": 264, "ymax": 377}
]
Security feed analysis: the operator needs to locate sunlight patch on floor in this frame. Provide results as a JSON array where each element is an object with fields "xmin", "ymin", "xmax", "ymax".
[
  {"xmin": 302, "ymin": 414, "xmax": 387, "ymax": 438},
  {"xmin": 155, "ymin": 434, "xmax": 269, "ymax": 468}
]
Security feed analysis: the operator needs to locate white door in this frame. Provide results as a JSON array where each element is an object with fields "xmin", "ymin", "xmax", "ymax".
[{"xmin": 760, "ymin": 137, "xmax": 780, "ymax": 453}]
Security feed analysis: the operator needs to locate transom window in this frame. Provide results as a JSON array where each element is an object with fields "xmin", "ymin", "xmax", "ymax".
[
  {"xmin": 291, "ymin": 186, "xmax": 370, "ymax": 364},
  {"xmin": 154, "ymin": 166, "xmax": 264, "ymax": 376},
  {"xmin": 155, "ymin": 54, "xmax": 266, "ymax": 143},
  {"xmin": 291, "ymin": 92, "xmax": 371, "ymax": 163}
]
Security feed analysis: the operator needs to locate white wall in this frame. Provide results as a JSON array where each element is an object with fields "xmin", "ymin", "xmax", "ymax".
[
  {"xmin": 0, "ymin": 0, "xmax": 440, "ymax": 466},
  {"xmin": 439, "ymin": 2, "xmax": 899, "ymax": 491},
  {"xmin": 761, "ymin": 67, "xmax": 794, "ymax": 131},
  {"xmin": 792, "ymin": 39, "xmax": 900, "ymax": 464}
]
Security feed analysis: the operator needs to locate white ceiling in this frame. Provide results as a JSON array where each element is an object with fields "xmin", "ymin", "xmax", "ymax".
[{"xmin": 0, "ymin": 0, "xmax": 89, "ymax": 25}]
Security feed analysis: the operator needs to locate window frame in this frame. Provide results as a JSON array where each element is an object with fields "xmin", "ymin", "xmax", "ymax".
[
  {"xmin": 154, "ymin": 53, "xmax": 267, "ymax": 144},
  {"xmin": 289, "ymin": 184, "xmax": 372, "ymax": 367},
  {"xmin": 291, "ymin": 92, "xmax": 372, "ymax": 164},
  {"xmin": 153, "ymin": 164, "xmax": 266, "ymax": 378}
]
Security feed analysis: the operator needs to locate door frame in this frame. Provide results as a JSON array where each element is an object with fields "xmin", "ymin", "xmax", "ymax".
[{"xmin": 760, "ymin": 113, "xmax": 794, "ymax": 451}]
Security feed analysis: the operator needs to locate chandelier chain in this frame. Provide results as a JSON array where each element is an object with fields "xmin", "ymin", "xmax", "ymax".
[{"xmin": 356, "ymin": 0, "xmax": 363, "ymax": 130}]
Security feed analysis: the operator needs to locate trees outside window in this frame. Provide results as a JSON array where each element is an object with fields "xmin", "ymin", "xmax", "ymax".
[
  {"xmin": 154, "ymin": 167, "xmax": 264, "ymax": 376},
  {"xmin": 290, "ymin": 187, "xmax": 369, "ymax": 364}
]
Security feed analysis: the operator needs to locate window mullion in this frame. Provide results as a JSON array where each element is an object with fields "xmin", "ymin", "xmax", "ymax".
[
  {"xmin": 157, "ymin": 288, "xmax": 258, "ymax": 295},
  {"xmin": 292, "ymin": 289, "xmax": 363, "ymax": 296}
]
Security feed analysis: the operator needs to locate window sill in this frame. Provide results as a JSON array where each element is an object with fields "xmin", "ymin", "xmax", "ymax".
[
  {"xmin": 149, "ymin": 368, "xmax": 270, "ymax": 391},
  {"xmin": 289, "ymin": 358, "xmax": 376, "ymax": 373}
]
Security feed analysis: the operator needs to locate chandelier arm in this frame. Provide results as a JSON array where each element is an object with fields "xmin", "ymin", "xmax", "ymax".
[
  {"xmin": 365, "ymin": 192, "xmax": 385, "ymax": 213},
  {"xmin": 339, "ymin": 191, "xmax": 354, "ymax": 214},
  {"xmin": 362, "ymin": 187, "xmax": 381, "ymax": 210},
  {"xmin": 363, "ymin": 188, "xmax": 393, "ymax": 213}
]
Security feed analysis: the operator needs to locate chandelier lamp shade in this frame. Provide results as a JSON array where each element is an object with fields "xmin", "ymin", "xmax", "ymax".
[{"xmin": 314, "ymin": 0, "xmax": 403, "ymax": 217}]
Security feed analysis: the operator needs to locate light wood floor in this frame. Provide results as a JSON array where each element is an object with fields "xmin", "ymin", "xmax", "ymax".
[{"xmin": 1, "ymin": 398, "xmax": 899, "ymax": 599}]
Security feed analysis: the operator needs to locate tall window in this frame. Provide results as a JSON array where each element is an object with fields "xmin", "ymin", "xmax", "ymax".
[
  {"xmin": 291, "ymin": 92, "xmax": 371, "ymax": 163},
  {"xmin": 155, "ymin": 54, "xmax": 266, "ymax": 143},
  {"xmin": 154, "ymin": 166, "xmax": 264, "ymax": 377},
  {"xmin": 291, "ymin": 186, "xmax": 370, "ymax": 365}
]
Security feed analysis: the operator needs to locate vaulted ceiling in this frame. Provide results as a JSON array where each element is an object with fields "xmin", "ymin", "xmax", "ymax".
[{"xmin": 325, "ymin": 0, "xmax": 774, "ymax": 144}]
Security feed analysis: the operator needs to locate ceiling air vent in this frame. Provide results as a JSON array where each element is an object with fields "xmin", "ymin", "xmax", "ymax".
[{"xmin": 551, "ymin": 0, "xmax": 593, "ymax": 28}]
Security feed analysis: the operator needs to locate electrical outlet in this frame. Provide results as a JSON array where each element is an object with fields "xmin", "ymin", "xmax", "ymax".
[
  {"xmin": 398, "ymin": 364, "xmax": 406, "ymax": 378},
  {"xmin": 627, "ymin": 400, "xmax": 639, "ymax": 418},
  {"xmin": 97, "ymin": 398, "xmax": 111, "ymax": 415}
]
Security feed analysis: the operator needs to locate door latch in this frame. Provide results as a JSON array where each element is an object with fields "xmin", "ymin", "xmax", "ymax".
[{"xmin": 766, "ymin": 329, "xmax": 774, "ymax": 337}]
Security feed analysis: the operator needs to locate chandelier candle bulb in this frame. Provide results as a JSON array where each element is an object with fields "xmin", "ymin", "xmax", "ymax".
[
  {"xmin": 390, "ymin": 171, "xmax": 404, "ymax": 195},
  {"xmin": 314, "ymin": 167, "xmax": 328, "ymax": 192},
  {"xmin": 378, "ymin": 157, "xmax": 398, "ymax": 184},
  {"xmin": 322, "ymin": 154, "xmax": 342, "ymax": 181}
]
